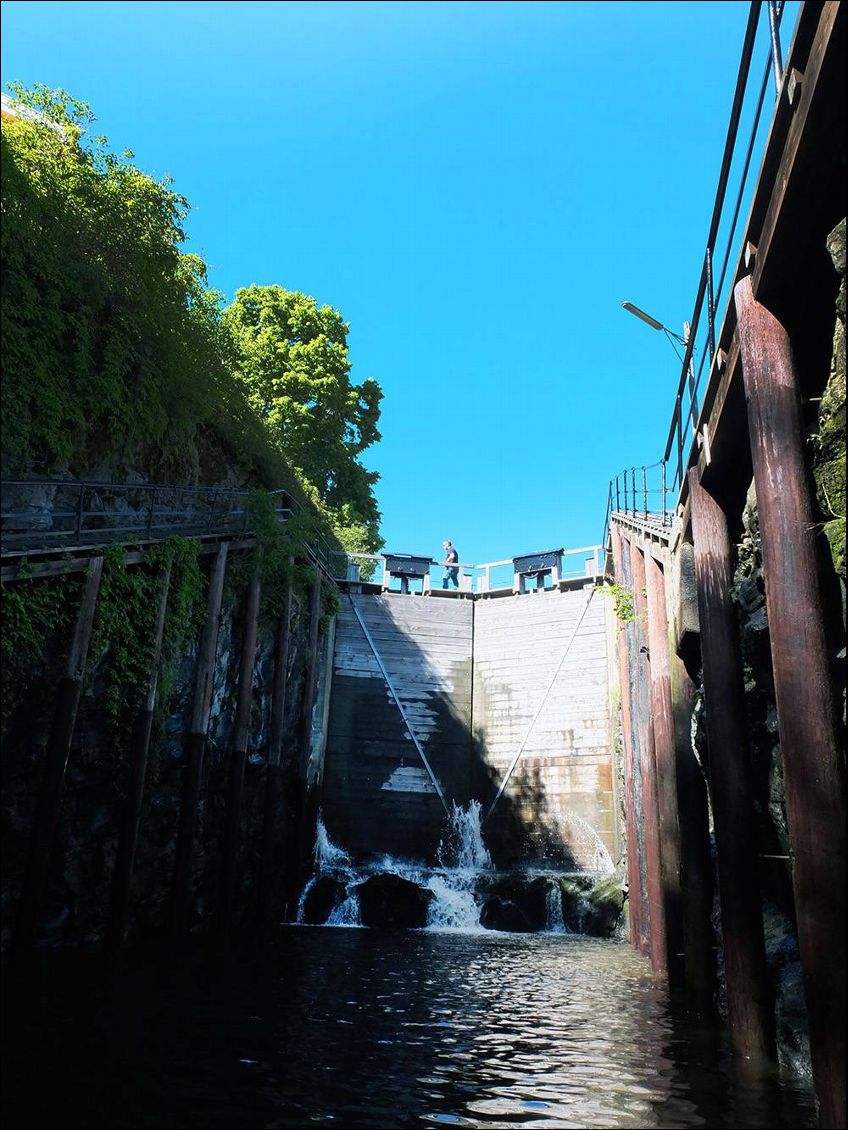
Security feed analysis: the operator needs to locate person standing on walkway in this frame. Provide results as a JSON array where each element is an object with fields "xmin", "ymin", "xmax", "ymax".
[{"xmin": 441, "ymin": 541, "xmax": 459, "ymax": 589}]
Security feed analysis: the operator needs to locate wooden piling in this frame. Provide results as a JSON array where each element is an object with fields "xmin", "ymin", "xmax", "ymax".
[
  {"xmin": 644, "ymin": 549, "xmax": 684, "ymax": 987},
  {"xmin": 257, "ymin": 570, "xmax": 293, "ymax": 924},
  {"xmin": 735, "ymin": 276, "xmax": 846, "ymax": 1127},
  {"xmin": 630, "ymin": 545, "xmax": 667, "ymax": 976},
  {"xmin": 670, "ymin": 645, "xmax": 716, "ymax": 1012},
  {"xmin": 13, "ymin": 557, "xmax": 104, "ymax": 953},
  {"xmin": 611, "ymin": 527, "xmax": 645, "ymax": 953},
  {"xmin": 285, "ymin": 576, "xmax": 322, "ymax": 920},
  {"xmin": 688, "ymin": 468, "xmax": 774, "ymax": 1062},
  {"xmin": 171, "ymin": 541, "xmax": 228, "ymax": 937},
  {"xmin": 219, "ymin": 564, "xmax": 262, "ymax": 933},
  {"xmin": 105, "ymin": 560, "xmax": 172, "ymax": 955}
]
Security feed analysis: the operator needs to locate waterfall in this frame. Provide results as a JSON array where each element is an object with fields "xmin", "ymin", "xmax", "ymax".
[
  {"xmin": 295, "ymin": 806, "xmax": 622, "ymax": 937},
  {"xmin": 437, "ymin": 800, "xmax": 493, "ymax": 872},
  {"xmin": 545, "ymin": 879, "xmax": 569, "ymax": 933}
]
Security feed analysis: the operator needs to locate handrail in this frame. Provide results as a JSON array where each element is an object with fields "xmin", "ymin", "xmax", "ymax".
[
  {"xmin": 338, "ymin": 546, "xmax": 605, "ymax": 592},
  {"xmin": 0, "ymin": 476, "xmax": 340, "ymax": 583}
]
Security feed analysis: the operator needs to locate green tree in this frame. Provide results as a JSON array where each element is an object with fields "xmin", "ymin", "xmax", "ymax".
[
  {"xmin": 1, "ymin": 85, "xmax": 288, "ymax": 488},
  {"xmin": 223, "ymin": 285, "xmax": 383, "ymax": 552}
]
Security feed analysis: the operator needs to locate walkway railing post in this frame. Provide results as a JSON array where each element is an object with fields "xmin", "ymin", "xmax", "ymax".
[
  {"xmin": 767, "ymin": 0, "xmax": 784, "ymax": 95},
  {"xmin": 642, "ymin": 466, "xmax": 648, "ymax": 519},
  {"xmin": 661, "ymin": 461, "xmax": 667, "ymax": 527},
  {"xmin": 688, "ymin": 467, "xmax": 774, "ymax": 1062},
  {"xmin": 735, "ymin": 275, "xmax": 845, "ymax": 1127}
]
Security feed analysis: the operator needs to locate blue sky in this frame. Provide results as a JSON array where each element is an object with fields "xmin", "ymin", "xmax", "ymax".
[{"xmin": 1, "ymin": 1, "xmax": 797, "ymax": 567}]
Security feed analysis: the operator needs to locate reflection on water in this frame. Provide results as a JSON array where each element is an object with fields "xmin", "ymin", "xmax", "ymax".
[{"xmin": 1, "ymin": 929, "xmax": 815, "ymax": 1129}]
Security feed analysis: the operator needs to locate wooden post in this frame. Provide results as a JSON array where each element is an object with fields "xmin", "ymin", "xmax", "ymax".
[
  {"xmin": 735, "ymin": 276, "xmax": 845, "ymax": 1126},
  {"xmin": 611, "ymin": 527, "xmax": 645, "ymax": 954},
  {"xmin": 105, "ymin": 560, "xmax": 172, "ymax": 955},
  {"xmin": 13, "ymin": 557, "xmax": 104, "ymax": 953},
  {"xmin": 218, "ymin": 563, "xmax": 262, "ymax": 933},
  {"xmin": 688, "ymin": 467, "xmax": 774, "ymax": 1062},
  {"xmin": 171, "ymin": 541, "xmax": 228, "ymax": 937},
  {"xmin": 258, "ymin": 571, "xmax": 293, "ymax": 924},
  {"xmin": 285, "ymin": 575, "xmax": 322, "ymax": 920},
  {"xmin": 644, "ymin": 549, "xmax": 684, "ymax": 987},
  {"xmin": 671, "ymin": 644, "xmax": 716, "ymax": 1013},
  {"xmin": 631, "ymin": 545, "xmax": 667, "ymax": 977}
]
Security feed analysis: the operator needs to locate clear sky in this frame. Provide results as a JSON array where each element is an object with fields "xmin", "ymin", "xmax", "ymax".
[{"xmin": 1, "ymin": 1, "xmax": 797, "ymax": 567}]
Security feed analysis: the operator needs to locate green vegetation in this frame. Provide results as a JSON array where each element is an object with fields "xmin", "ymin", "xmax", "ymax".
[
  {"xmin": 224, "ymin": 287, "xmax": 382, "ymax": 555},
  {"xmin": 597, "ymin": 582, "xmax": 636, "ymax": 624},
  {"xmin": 812, "ymin": 217, "xmax": 846, "ymax": 582},
  {"xmin": 87, "ymin": 538, "xmax": 206, "ymax": 743},
  {"xmin": 0, "ymin": 84, "xmax": 382, "ymax": 556},
  {"xmin": 0, "ymin": 567, "xmax": 82, "ymax": 734}
]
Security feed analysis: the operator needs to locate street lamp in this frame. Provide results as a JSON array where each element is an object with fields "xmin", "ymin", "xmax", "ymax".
[
  {"xmin": 621, "ymin": 300, "xmax": 701, "ymax": 522},
  {"xmin": 621, "ymin": 301, "xmax": 688, "ymax": 350},
  {"xmin": 621, "ymin": 299, "xmax": 697, "ymax": 413}
]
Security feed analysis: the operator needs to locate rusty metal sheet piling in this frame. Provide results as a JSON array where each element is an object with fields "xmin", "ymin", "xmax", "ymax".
[
  {"xmin": 688, "ymin": 468, "xmax": 774, "ymax": 1063},
  {"xmin": 735, "ymin": 275, "xmax": 846, "ymax": 1128}
]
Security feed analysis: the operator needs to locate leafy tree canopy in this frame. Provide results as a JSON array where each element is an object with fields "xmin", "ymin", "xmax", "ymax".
[
  {"xmin": 224, "ymin": 285, "xmax": 383, "ymax": 552},
  {"xmin": 1, "ymin": 84, "xmax": 383, "ymax": 554}
]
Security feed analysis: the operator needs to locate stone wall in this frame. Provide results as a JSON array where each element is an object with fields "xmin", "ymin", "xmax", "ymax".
[{"xmin": 1, "ymin": 557, "xmax": 328, "ymax": 950}]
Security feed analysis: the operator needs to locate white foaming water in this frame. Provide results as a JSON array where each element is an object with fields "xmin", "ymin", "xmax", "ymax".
[
  {"xmin": 559, "ymin": 811, "xmax": 615, "ymax": 874},
  {"xmin": 314, "ymin": 815, "xmax": 353, "ymax": 870},
  {"xmin": 296, "ymin": 805, "xmax": 614, "ymax": 935},
  {"xmin": 326, "ymin": 892, "xmax": 362, "ymax": 926},
  {"xmin": 424, "ymin": 872, "xmax": 481, "ymax": 930},
  {"xmin": 545, "ymin": 879, "xmax": 570, "ymax": 933},
  {"xmin": 437, "ymin": 800, "xmax": 493, "ymax": 872}
]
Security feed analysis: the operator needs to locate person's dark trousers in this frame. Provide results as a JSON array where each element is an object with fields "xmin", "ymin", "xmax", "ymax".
[{"xmin": 442, "ymin": 568, "xmax": 459, "ymax": 589}]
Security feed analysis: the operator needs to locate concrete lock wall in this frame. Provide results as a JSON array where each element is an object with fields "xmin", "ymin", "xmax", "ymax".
[{"xmin": 321, "ymin": 586, "xmax": 617, "ymax": 868}]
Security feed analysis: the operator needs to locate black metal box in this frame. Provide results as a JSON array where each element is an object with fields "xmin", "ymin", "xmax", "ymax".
[
  {"xmin": 512, "ymin": 548, "xmax": 564, "ymax": 574},
  {"xmin": 384, "ymin": 553, "xmax": 433, "ymax": 577}
]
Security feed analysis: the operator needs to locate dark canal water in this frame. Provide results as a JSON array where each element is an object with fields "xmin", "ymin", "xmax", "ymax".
[{"xmin": 1, "ymin": 927, "xmax": 816, "ymax": 1129}]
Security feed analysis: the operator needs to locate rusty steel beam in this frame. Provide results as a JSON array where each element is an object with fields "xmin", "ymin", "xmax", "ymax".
[
  {"xmin": 688, "ymin": 468, "xmax": 774, "ymax": 1062},
  {"xmin": 105, "ymin": 561, "xmax": 172, "ymax": 956},
  {"xmin": 630, "ymin": 545, "xmax": 667, "ymax": 977},
  {"xmin": 219, "ymin": 564, "xmax": 262, "ymax": 933},
  {"xmin": 611, "ymin": 526, "xmax": 646, "ymax": 954},
  {"xmin": 12, "ymin": 557, "xmax": 104, "ymax": 954},
  {"xmin": 644, "ymin": 549, "xmax": 685, "ymax": 988},
  {"xmin": 735, "ymin": 276, "xmax": 845, "ymax": 1128},
  {"xmin": 171, "ymin": 542, "xmax": 229, "ymax": 937}
]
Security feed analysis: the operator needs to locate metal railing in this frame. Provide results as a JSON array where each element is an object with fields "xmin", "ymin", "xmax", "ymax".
[
  {"xmin": 603, "ymin": 0, "xmax": 791, "ymax": 554},
  {"xmin": 0, "ymin": 478, "xmax": 339, "ymax": 581},
  {"xmin": 336, "ymin": 546, "xmax": 605, "ymax": 593}
]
